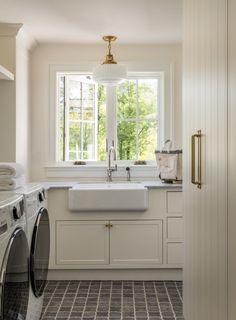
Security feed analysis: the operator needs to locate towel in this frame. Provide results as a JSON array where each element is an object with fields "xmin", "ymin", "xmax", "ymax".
[
  {"xmin": 0, "ymin": 176, "xmax": 26, "ymax": 190},
  {"xmin": 156, "ymin": 153, "xmax": 178, "ymax": 181},
  {"xmin": 0, "ymin": 163, "xmax": 24, "ymax": 179}
]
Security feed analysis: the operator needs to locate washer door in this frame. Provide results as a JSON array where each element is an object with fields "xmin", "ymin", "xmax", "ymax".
[
  {"xmin": 0, "ymin": 228, "xmax": 29, "ymax": 320},
  {"xmin": 30, "ymin": 208, "xmax": 50, "ymax": 297}
]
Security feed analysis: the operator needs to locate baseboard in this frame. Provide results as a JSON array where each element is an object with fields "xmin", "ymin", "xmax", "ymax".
[{"xmin": 48, "ymin": 268, "xmax": 183, "ymax": 281}]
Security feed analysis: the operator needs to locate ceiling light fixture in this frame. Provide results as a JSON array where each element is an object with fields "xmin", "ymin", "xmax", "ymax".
[{"xmin": 93, "ymin": 36, "xmax": 127, "ymax": 86}]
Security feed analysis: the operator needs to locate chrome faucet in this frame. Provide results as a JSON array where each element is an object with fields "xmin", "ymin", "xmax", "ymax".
[{"xmin": 107, "ymin": 146, "xmax": 117, "ymax": 182}]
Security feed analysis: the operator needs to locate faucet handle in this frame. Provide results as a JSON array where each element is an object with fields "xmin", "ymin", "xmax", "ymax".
[{"xmin": 126, "ymin": 166, "xmax": 131, "ymax": 181}]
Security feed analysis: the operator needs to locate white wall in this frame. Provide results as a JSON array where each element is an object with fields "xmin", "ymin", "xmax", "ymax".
[
  {"xmin": 15, "ymin": 32, "xmax": 32, "ymax": 181},
  {"xmin": 30, "ymin": 43, "xmax": 182, "ymax": 181},
  {"xmin": 0, "ymin": 24, "xmax": 35, "ymax": 181},
  {"xmin": 0, "ymin": 26, "xmax": 17, "ymax": 162}
]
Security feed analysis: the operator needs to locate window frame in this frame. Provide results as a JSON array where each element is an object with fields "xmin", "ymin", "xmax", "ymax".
[
  {"xmin": 49, "ymin": 63, "xmax": 174, "ymax": 167},
  {"xmin": 60, "ymin": 75, "xmax": 99, "ymax": 161}
]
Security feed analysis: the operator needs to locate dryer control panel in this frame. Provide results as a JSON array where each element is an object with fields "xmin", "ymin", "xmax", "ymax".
[{"xmin": 0, "ymin": 194, "xmax": 26, "ymax": 235}]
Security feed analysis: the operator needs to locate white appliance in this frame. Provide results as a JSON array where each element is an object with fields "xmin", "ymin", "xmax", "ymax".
[
  {"xmin": 3, "ymin": 184, "xmax": 50, "ymax": 320},
  {"xmin": 0, "ymin": 193, "xmax": 29, "ymax": 320}
]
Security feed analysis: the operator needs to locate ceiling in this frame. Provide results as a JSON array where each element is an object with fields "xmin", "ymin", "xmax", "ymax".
[{"xmin": 0, "ymin": 0, "xmax": 182, "ymax": 44}]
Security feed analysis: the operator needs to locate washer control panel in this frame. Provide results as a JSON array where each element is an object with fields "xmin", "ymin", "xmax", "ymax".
[{"xmin": 25, "ymin": 187, "xmax": 46, "ymax": 219}]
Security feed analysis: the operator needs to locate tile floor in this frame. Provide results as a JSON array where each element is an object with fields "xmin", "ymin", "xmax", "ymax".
[{"xmin": 41, "ymin": 280, "xmax": 183, "ymax": 320}]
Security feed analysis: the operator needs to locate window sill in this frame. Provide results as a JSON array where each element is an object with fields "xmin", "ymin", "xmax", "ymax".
[{"xmin": 45, "ymin": 163, "xmax": 159, "ymax": 180}]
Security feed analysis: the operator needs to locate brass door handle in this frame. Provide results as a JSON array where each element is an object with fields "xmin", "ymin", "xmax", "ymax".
[{"xmin": 191, "ymin": 130, "xmax": 202, "ymax": 189}]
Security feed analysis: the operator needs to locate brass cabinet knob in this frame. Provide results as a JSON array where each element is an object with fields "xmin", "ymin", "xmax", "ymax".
[{"xmin": 105, "ymin": 223, "xmax": 113, "ymax": 228}]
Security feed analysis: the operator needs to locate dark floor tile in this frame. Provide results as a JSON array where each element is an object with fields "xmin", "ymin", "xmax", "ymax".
[{"xmin": 40, "ymin": 280, "xmax": 183, "ymax": 320}]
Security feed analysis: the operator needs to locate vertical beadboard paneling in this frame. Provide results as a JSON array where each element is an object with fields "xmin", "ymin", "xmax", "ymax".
[
  {"xmin": 228, "ymin": 0, "xmax": 236, "ymax": 319},
  {"xmin": 183, "ymin": 0, "xmax": 228, "ymax": 319}
]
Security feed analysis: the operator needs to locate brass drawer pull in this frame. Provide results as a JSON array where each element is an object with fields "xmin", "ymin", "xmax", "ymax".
[{"xmin": 191, "ymin": 130, "xmax": 202, "ymax": 189}]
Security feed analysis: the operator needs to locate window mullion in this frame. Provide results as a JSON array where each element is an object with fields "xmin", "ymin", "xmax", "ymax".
[
  {"xmin": 81, "ymin": 82, "xmax": 83, "ymax": 160},
  {"xmin": 64, "ymin": 76, "xmax": 70, "ymax": 161},
  {"xmin": 94, "ymin": 84, "xmax": 98, "ymax": 160},
  {"xmin": 106, "ymin": 86, "xmax": 117, "ymax": 152}
]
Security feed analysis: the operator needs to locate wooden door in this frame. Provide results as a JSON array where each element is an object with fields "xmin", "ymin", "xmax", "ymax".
[{"xmin": 183, "ymin": 0, "xmax": 228, "ymax": 319}]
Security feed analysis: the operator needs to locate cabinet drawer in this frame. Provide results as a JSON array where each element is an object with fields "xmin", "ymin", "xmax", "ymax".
[
  {"xmin": 167, "ymin": 242, "xmax": 184, "ymax": 265},
  {"xmin": 110, "ymin": 220, "xmax": 163, "ymax": 266},
  {"xmin": 167, "ymin": 217, "xmax": 183, "ymax": 240},
  {"xmin": 167, "ymin": 191, "xmax": 183, "ymax": 213},
  {"xmin": 56, "ymin": 221, "xmax": 109, "ymax": 265}
]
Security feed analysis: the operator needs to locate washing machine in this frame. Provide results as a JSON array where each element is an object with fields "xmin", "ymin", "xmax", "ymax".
[
  {"xmin": 0, "ymin": 193, "xmax": 29, "ymax": 320},
  {"xmin": 3, "ymin": 183, "xmax": 50, "ymax": 320}
]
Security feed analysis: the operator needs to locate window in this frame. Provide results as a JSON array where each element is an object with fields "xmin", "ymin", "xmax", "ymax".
[
  {"xmin": 57, "ymin": 73, "xmax": 163, "ymax": 162},
  {"xmin": 117, "ymin": 79, "xmax": 159, "ymax": 160}
]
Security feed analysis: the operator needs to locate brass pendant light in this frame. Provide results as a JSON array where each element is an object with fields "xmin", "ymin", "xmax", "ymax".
[{"xmin": 93, "ymin": 35, "xmax": 127, "ymax": 86}]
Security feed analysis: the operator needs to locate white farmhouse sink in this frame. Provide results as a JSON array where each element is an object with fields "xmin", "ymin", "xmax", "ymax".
[{"xmin": 68, "ymin": 183, "xmax": 148, "ymax": 211}]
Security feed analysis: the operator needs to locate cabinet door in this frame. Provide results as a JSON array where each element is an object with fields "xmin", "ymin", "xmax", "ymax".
[
  {"xmin": 110, "ymin": 220, "xmax": 162, "ymax": 267},
  {"xmin": 183, "ymin": 0, "xmax": 228, "ymax": 318},
  {"xmin": 167, "ymin": 243, "xmax": 184, "ymax": 265},
  {"xmin": 228, "ymin": 0, "xmax": 236, "ymax": 318},
  {"xmin": 167, "ymin": 191, "xmax": 183, "ymax": 214},
  {"xmin": 56, "ymin": 221, "xmax": 109, "ymax": 265}
]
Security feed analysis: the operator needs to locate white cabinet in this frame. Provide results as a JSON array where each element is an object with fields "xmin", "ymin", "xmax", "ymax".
[
  {"xmin": 56, "ymin": 220, "xmax": 163, "ymax": 268},
  {"xmin": 229, "ymin": 1, "xmax": 236, "ymax": 318},
  {"xmin": 110, "ymin": 221, "xmax": 162, "ymax": 266},
  {"xmin": 48, "ymin": 188, "xmax": 183, "ymax": 272},
  {"xmin": 167, "ymin": 191, "xmax": 183, "ymax": 214},
  {"xmin": 167, "ymin": 217, "xmax": 183, "ymax": 240},
  {"xmin": 166, "ymin": 191, "xmax": 184, "ymax": 267},
  {"xmin": 183, "ymin": 0, "xmax": 228, "ymax": 318},
  {"xmin": 167, "ymin": 243, "xmax": 184, "ymax": 265},
  {"xmin": 56, "ymin": 221, "xmax": 109, "ymax": 265}
]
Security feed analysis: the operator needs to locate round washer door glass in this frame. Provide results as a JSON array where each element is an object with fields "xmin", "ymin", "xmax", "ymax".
[
  {"xmin": 1, "ymin": 228, "xmax": 29, "ymax": 320},
  {"xmin": 30, "ymin": 208, "xmax": 50, "ymax": 297}
]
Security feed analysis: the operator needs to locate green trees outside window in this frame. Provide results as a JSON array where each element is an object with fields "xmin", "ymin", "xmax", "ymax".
[{"xmin": 58, "ymin": 75, "xmax": 159, "ymax": 162}]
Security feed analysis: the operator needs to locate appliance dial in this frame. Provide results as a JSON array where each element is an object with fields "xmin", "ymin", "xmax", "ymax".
[{"xmin": 38, "ymin": 192, "xmax": 44, "ymax": 203}]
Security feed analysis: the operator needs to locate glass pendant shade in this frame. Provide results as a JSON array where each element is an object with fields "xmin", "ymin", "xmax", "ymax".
[
  {"xmin": 93, "ymin": 63, "xmax": 127, "ymax": 86},
  {"xmin": 93, "ymin": 35, "xmax": 127, "ymax": 86}
]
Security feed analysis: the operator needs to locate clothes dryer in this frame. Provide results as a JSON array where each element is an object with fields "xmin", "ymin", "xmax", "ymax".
[{"xmin": 0, "ymin": 194, "xmax": 29, "ymax": 320}]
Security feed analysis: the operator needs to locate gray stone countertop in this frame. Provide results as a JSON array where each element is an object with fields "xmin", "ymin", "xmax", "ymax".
[{"xmin": 42, "ymin": 180, "xmax": 182, "ymax": 191}]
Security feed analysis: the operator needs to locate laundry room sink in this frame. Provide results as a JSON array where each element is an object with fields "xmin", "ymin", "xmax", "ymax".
[{"xmin": 68, "ymin": 183, "xmax": 148, "ymax": 211}]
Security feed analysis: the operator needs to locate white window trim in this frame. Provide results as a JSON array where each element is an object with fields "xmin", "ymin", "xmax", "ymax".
[{"xmin": 47, "ymin": 62, "xmax": 174, "ymax": 178}]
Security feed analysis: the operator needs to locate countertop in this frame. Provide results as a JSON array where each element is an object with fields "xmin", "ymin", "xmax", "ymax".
[{"xmin": 42, "ymin": 181, "xmax": 182, "ymax": 191}]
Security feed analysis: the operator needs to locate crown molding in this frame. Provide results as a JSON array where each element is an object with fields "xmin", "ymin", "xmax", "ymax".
[
  {"xmin": 0, "ymin": 23, "xmax": 23, "ymax": 36},
  {"xmin": 17, "ymin": 26, "xmax": 38, "ymax": 52}
]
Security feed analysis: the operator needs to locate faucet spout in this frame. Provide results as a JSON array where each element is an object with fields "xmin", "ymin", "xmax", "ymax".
[{"xmin": 107, "ymin": 146, "xmax": 117, "ymax": 182}]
